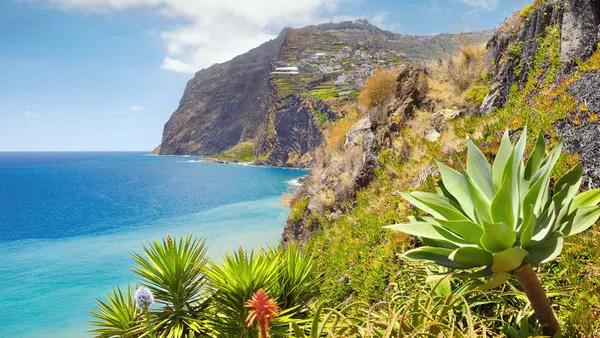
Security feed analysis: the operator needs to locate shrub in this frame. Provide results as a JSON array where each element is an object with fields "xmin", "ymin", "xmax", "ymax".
[
  {"xmin": 90, "ymin": 235, "xmax": 212, "ymax": 337},
  {"xmin": 428, "ymin": 39, "xmax": 489, "ymax": 106},
  {"xmin": 464, "ymin": 84, "xmax": 489, "ymax": 107},
  {"xmin": 89, "ymin": 286, "xmax": 140, "ymax": 337},
  {"xmin": 385, "ymin": 128, "xmax": 600, "ymax": 335},
  {"xmin": 204, "ymin": 245, "xmax": 320, "ymax": 337},
  {"xmin": 358, "ymin": 69, "xmax": 397, "ymax": 109}
]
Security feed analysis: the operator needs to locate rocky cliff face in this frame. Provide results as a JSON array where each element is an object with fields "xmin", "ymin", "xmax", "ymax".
[
  {"xmin": 158, "ymin": 21, "xmax": 492, "ymax": 167},
  {"xmin": 481, "ymin": 0, "xmax": 600, "ymax": 189},
  {"xmin": 481, "ymin": 0, "xmax": 600, "ymax": 112},
  {"xmin": 159, "ymin": 31, "xmax": 287, "ymax": 156}
]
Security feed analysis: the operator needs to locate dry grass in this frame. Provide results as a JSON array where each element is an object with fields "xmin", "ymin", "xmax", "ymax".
[
  {"xmin": 358, "ymin": 69, "xmax": 398, "ymax": 109},
  {"xmin": 326, "ymin": 117, "xmax": 359, "ymax": 152},
  {"xmin": 427, "ymin": 39, "xmax": 489, "ymax": 106}
]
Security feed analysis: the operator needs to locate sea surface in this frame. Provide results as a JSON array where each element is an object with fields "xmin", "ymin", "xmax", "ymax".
[{"xmin": 0, "ymin": 152, "xmax": 305, "ymax": 337}]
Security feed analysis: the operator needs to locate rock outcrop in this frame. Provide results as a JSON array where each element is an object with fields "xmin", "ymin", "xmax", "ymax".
[
  {"xmin": 282, "ymin": 66, "xmax": 428, "ymax": 243},
  {"xmin": 481, "ymin": 0, "xmax": 600, "ymax": 113}
]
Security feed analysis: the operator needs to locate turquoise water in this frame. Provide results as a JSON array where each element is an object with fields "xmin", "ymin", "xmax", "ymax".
[{"xmin": 0, "ymin": 152, "xmax": 305, "ymax": 337}]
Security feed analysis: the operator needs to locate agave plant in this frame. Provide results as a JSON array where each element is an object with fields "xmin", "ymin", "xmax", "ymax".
[
  {"xmin": 385, "ymin": 128, "xmax": 600, "ymax": 335},
  {"xmin": 132, "ymin": 235, "xmax": 212, "ymax": 337},
  {"xmin": 89, "ymin": 285, "xmax": 141, "ymax": 337}
]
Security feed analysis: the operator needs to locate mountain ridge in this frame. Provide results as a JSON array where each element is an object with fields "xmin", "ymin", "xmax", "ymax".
[{"xmin": 157, "ymin": 19, "xmax": 493, "ymax": 167}]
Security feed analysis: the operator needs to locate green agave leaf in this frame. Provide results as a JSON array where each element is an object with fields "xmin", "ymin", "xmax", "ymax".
[
  {"xmin": 512, "ymin": 128, "xmax": 527, "ymax": 220},
  {"xmin": 436, "ymin": 161, "xmax": 476, "ymax": 220},
  {"xmin": 467, "ymin": 140, "xmax": 495, "ymax": 200},
  {"xmin": 491, "ymin": 169, "xmax": 517, "ymax": 230},
  {"xmin": 480, "ymin": 272, "xmax": 511, "ymax": 290},
  {"xmin": 492, "ymin": 129, "xmax": 513, "ymax": 192},
  {"xmin": 433, "ymin": 219, "xmax": 484, "ymax": 245},
  {"xmin": 553, "ymin": 163, "xmax": 582, "ymax": 209},
  {"xmin": 421, "ymin": 238, "xmax": 459, "ymax": 250},
  {"xmin": 400, "ymin": 192, "xmax": 469, "ymax": 221},
  {"xmin": 520, "ymin": 204, "xmax": 537, "ymax": 248},
  {"xmin": 460, "ymin": 161, "xmax": 492, "ymax": 224},
  {"xmin": 531, "ymin": 201, "xmax": 556, "ymax": 241},
  {"xmin": 403, "ymin": 247, "xmax": 467, "ymax": 269},
  {"xmin": 523, "ymin": 139, "xmax": 563, "ymax": 219},
  {"xmin": 569, "ymin": 188, "xmax": 600, "ymax": 213},
  {"xmin": 524, "ymin": 133, "xmax": 546, "ymax": 181},
  {"xmin": 384, "ymin": 222, "xmax": 469, "ymax": 245},
  {"xmin": 449, "ymin": 246, "xmax": 493, "ymax": 268},
  {"xmin": 480, "ymin": 221, "xmax": 516, "ymax": 253},
  {"xmin": 492, "ymin": 247, "xmax": 528, "ymax": 274},
  {"xmin": 526, "ymin": 235, "xmax": 564, "ymax": 265},
  {"xmin": 561, "ymin": 205, "xmax": 600, "ymax": 237}
]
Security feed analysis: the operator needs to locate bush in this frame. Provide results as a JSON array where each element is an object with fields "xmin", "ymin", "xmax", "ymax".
[
  {"xmin": 358, "ymin": 69, "xmax": 397, "ymax": 109},
  {"xmin": 464, "ymin": 84, "xmax": 489, "ymax": 107},
  {"xmin": 428, "ymin": 39, "xmax": 489, "ymax": 105}
]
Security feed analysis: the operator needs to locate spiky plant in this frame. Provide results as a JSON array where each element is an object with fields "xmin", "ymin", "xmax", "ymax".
[
  {"xmin": 89, "ymin": 285, "xmax": 141, "ymax": 337},
  {"xmin": 385, "ymin": 128, "xmax": 600, "ymax": 335},
  {"xmin": 204, "ymin": 248, "xmax": 283, "ymax": 337},
  {"xmin": 132, "ymin": 235, "xmax": 211, "ymax": 337},
  {"xmin": 277, "ymin": 242, "xmax": 321, "ymax": 316}
]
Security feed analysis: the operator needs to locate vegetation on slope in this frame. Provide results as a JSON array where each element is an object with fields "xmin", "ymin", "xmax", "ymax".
[{"xmin": 210, "ymin": 141, "xmax": 256, "ymax": 162}]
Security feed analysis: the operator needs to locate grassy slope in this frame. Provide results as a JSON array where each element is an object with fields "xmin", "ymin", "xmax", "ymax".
[
  {"xmin": 302, "ymin": 20, "xmax": 600, "ymax": 335},
  {"xmin": 210, "ymin": 141, "xmax": 256, "ymax": 162}
]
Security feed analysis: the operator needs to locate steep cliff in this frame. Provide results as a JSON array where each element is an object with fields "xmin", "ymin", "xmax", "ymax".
[{"xmin": 158, "ymin": 20, "xmax": 492, "ymax": 167}]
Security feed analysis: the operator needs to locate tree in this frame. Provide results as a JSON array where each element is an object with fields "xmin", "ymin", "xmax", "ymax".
[{"xmin": 385, "ymin": 128, "xmax": 600, "ymax": 335}]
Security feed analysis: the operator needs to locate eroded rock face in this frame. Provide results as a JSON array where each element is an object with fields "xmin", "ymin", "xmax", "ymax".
[
  {"xmin": 569, "ymin": 71, "xmax": 600, "ymax": 112},
  {"xmin": 159, "ymin": 33, "xmax": 286, "ymax": 155},
  {"xmin": 255, "ymin": 95, "xmax": 323, "ymax": 168},
  {"xmin": 282, "ymin": 66, "xmax": 427, "ymax": 244},
  {"xmin": 555, "ymin": 117, "xmax": 600, "ymax": 189},
  {"xmin": 481, "ymin": 0, "xmax": 600, "ymax": 113}
]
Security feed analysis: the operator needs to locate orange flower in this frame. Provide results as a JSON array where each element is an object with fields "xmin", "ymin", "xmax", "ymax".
[{"xmin": 245, "ymin": 289, "xmax": 279, "ymax": 338}]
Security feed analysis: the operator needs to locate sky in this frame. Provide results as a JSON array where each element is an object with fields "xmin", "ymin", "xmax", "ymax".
[{"xmin": 0, "ymin": 0, "xmax": 531, "ymax": 151}]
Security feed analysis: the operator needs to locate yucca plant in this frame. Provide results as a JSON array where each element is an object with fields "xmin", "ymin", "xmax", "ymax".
[
  {"xmin": 132, "ymin": 235, "xmax": 212, "ymax": 337},
  {"xmin": 277, "ymin": 242, "xmax": 321, "ymax": 316},
  {"xmin": 89, "ymin": 285, "xmax": 141, "ymax": 337},
  {"xmin": 204, "ymin": 247, "xmax": 284, "ymax": 337},
  {"xmin": 385, "ymin": 128, "xmax": 600, "ymax": 335}
]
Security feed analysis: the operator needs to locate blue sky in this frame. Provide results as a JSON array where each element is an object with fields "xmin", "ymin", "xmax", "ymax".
[{"xmin": 0, "ymin": 0, "xmax": 530, "ymax": 151}]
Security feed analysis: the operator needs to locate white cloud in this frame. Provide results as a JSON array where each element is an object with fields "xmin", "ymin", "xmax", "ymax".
[
  {"xmin": 129, "ymin": 105, "xmax": 146, "ymax": 111},
  {"xmin": 24, "ymin": 110, "xmax": 40, "ymax": 119},
  {"xmin": 47, "ymin": 0, "xmax": 345, "ymax": 73},
  {"xmin": 458, "ymin": 0, "xmax": 498, "ymax": 10}
]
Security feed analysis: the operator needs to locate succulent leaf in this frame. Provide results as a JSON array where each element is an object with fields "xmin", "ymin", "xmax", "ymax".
[
  {"xmin": 467, "ymin": 140, "xmax": 495, "ymax": 200},
  {"xmin": 480, "ymin": 221, "xmax": 516, "ymax": 253},
  {"xmin": 432, "ymin": 219, "xmax": 484, "ymax": 245},
  {"xmin": 403, "ymin": 247, "xmax": 467, "ymax": 269},
  {"xmin": 492, "ymin": 129, "xmax": 513, "ymax": 191},
  {"xmin": 520, "ymin": 205, "xmax": 537, "ymax": 248},
  {"xmin": 491, "ymin": 247, "xmax": 528, "ymax": 274},
  {"xmin": 526, "ymin": 236, "xmax": 564, "ymax": 265},
  {"xmin": 436, "ymin": 161, "xmax": 476, "ymax": 220},
  {"xmin": 449, "ymin": 246, "xmax": 493, "ymax": 268},
  {"xmin": 400, "ymin": 192, "xmax": 469, "ymax": 221},
  {"xmin": 524, "ymin": 133, "xmax": 546, "ymax": 180}
]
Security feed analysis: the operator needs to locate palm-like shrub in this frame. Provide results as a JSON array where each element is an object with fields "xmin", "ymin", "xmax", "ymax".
[
  {"xmin": 205, "ymin": 245, "xmax": 320, "ymax": 337},
  {"xmin": 131, "ymin": 235, "xmax": 212, "ymax": 337},
  {"xmin": 205, "ymin": 248, "xmax": 282, "ymax": 337},
  {"xmin": 385, "ymin": 128, "xmax": 600, "ymax": 335},
  {"xmin": 277, "ymin": 243, "xmax": 320, "ymax": 315},
  {"xmin": 89, "ymin": 285, "xmax": 140, "ymax": 337}
]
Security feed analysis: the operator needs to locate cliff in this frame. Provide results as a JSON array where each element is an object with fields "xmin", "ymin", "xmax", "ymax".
[{"xmin": 158, "ymin": 20, "xmax": 492, "ymax": 167}]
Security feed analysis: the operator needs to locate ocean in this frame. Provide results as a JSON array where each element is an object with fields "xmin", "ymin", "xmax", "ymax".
[{"xmin": 0, "ymin": 152, "xmax": 305, "ymax": 337}]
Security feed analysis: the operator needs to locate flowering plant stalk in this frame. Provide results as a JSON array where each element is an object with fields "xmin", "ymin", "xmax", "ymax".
[{"xmin": 246, "ymin": 289, "xmax": 279, "ymax": 338}]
